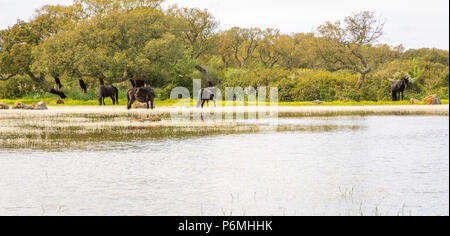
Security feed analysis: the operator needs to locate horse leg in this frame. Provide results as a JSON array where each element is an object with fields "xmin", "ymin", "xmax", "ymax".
[
  {"xmin": 111, "ymin": 96, "xmax": 115, "ymax": 105},
  {"xmin": 201, "ymin": 100, "xmax": 206, "ymax": 108},
  {"xmin": 197, "ymin": 89, "xmax": 204, "ymax": 108},
  {"xmin": 98, "ymin": 96, "xmax": 102, "ymax": 106},
  {"xmin": 401, "ymin": 92, "xmax": 404, "ymax": 101},
  {"xmin": 127, "ymin": 96, "xmax": 135, "ymax": 110}
]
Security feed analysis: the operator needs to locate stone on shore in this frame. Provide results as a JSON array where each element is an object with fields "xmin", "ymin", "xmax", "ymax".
[
  {"xmin": 11, "ymin": 101, "xmax": 48, "ymax": 110},
  {"xmin": 410, "ymin": 98, "xmax": 420, "ymax": 104},
  {"xmin": 423, "ymin": 95, "xmax": 442, "ymax": 105},
  {"xmin": 312, "ymin": 100, "xmax": 323, "ymax": 105},
  {"xmin": 53, "ymin": 99, "xmax": 65, "ymax": 104},
  {"xmin": 12, "ymin": 102, "xmax": 32, "ymax": 110},
  {"xmin": 0, "ymin": 102, "xmax": 9, "ymax": 110},
  {"xmin": 31, "ymin": 102, "xmax": 48, "ymax": 110}
]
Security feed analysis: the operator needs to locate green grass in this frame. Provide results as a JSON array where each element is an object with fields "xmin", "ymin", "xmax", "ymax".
[{"xmin": 1, "ymin": 97, "xmax": 448, "ymax": 107}]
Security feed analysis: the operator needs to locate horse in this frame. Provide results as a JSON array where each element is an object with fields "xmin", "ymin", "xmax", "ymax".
[
  {"xmin": 127, "ymin": 87, "xmax": 156, "ymax": 110},
  {"xmin": 98, "ymin": 85, "xmax": 119, "ymax": 105},
  {"xmin": 197, "ymin": 82, "xmax": 218, "ymax": 108},
  {"xmin": 391, "ymin": 77, "xmax": 409, "ymax": 101}
]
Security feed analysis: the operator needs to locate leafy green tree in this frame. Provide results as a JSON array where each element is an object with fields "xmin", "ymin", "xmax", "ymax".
[
  {"xmin": 169, "ymin": 7, "xmax": 218, "ymax": 84},
  {"xmin": 34, "ymin": 4, "xmax": 188, "ymax": 90},
  {"xmin": 0, "ymin": 20, "xmax": 68, "ymax": 98},
  {"xmin": 316, "ymin": 11, "xmax": 385, "ymax": 88}
]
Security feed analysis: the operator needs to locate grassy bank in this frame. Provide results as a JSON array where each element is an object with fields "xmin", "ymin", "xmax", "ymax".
[{"xmin": 1, "ymin": 98, "xmax": 449, "ymax": 107}]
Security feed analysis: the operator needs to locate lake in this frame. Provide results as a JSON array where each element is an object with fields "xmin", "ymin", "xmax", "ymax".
[{"xmin": 0, "ymin": 116, "xmax": 448, "ymax": 216}]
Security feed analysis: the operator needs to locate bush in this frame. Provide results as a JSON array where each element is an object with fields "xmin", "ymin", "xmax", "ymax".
[{"xmin": 0, "ymin": 76, "xmax": 36, "ymax": 99}]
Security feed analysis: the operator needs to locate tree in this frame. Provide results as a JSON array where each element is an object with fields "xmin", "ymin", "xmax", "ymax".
[
  {"xmin": 257, "ymin": 29, "xmax": 282, "ymax": 68},
  {"xmin": 74, "ymin": 0, "xmax": 163, "ymax": 17},
  {"xmin": 316, "ymin": 11, "xmax": 385, "ymax": 88},
  {"xmin": 34, "ymin": 6, "xmax": 186, "ymax": 90},
  {"xmin": 0, "ymin": 20, "xmax": 68, "ymax": 98},
  {"xmin": 217, "ymin": 27, "xmax": 262, "ymax": 69},
  {"xmin": 169, "ymin": 7, "xmax": 218, "ymax": 84}
]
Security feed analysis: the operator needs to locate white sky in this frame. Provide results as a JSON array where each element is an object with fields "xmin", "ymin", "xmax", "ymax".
[{"xmin": 0, "ymin": 0, "xmax": 448, "ymax": 49}]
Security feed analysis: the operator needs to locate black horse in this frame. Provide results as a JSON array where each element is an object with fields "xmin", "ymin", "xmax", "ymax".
[
  {"xmin": 127, "ymin": 87, "xmax": 156, "ymax": 110},
  {"xmin": 197, "ymin": 82, "xmax": 218, "ymax": 108},
  {"xmin": 391, "ymin": 77, "xmax": 409, "ymax": 101},
  {"xmin": 98, "ymin": 85, "xmax": 119, "ymax": 105}
]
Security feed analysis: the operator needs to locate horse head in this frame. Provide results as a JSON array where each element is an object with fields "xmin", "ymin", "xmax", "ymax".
[{"xmin": 402, "ymin": 77, "xmax": 410, "ymax": 90}]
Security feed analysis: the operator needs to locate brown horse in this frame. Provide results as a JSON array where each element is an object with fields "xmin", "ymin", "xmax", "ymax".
[
  {"xmin": 127, "ymin": 87, "xmax": 156, "ymax": 110},
  {"xmin": 391, "ymin": 77, "xmax": 409, "ymax": 101},
  {"xmin": 98, "ymin": 85, "xmax": 119, "ymax": 105}
]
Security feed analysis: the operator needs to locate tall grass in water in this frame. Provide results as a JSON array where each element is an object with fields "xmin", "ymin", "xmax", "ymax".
[
  {"xmin": 0, "ymin": 105, "xmax": 447, "ymax": 150},
  {"xmin": 0, "ymin": 107, "xmax": 367, "ymax": 150}
]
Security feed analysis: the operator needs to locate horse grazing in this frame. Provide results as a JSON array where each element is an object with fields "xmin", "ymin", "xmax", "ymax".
[
  {"xmin": 391, "ymin": 77, "xmax": 409, "ymax": 101},
  {"xmin": 98, "ymin": 85, "xmax": 119, "ymax": 105},
  {"xmin": 197, "ymin": 82, "xmax": 218, "ymax": 108},
  {"xmin": 127, "ymin": 87, "xmax": 156, "ymax": 110}
]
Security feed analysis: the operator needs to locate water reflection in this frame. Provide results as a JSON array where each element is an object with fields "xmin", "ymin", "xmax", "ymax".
[{"xmin": 0, "ymin": 116, "xmax": 448, "ymax": 216}]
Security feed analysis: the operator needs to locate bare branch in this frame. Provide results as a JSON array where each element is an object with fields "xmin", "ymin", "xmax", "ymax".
[{"xmin": 0, "ymin": 74, "xmax": 16, "ymax": 81}]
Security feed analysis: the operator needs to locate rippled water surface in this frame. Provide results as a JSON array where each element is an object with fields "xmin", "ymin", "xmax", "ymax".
[{"xmin": 0, "ymin": 116, "xmax": 448, "ymax": 216}]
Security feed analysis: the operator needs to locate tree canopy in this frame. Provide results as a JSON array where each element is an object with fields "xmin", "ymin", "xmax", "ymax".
[{"xmin": 1, "ymin": 1, "xmax": 448, "ymax": 101}]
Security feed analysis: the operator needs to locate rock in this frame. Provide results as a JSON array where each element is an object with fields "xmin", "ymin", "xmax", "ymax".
[
  {"xmin": 423, "ymin": 95, "xmax": 442, "ymax": 105},
  {"xmin": 11, "ymin": 101, "xmax": 48, "ymax": 110},
  {"xmin": 53, "ymin": 99, "xmax": 65, "ymax": 104},
  {"xmin": 12, "ymin": 102, "xmax": 32, "ymax": 110},
  {"xmin": 31, "ymin": 102, "xmax": 48, "ymax": 110},
  {"xmin": 410, "ymin": 98, "xmax": 420, "ymax": 104},
  {"xmin": 0, "ymin": 102, "xmax": 9, "ymax": 110},
  {"xmin": 312, "ymin": 100, "xmax": 323, "ymax": 105}
]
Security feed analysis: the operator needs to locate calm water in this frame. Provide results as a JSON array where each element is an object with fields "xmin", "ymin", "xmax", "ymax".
[{"xmin": 0, "ymin": 116, "xmax": 448, "ymax": 216}]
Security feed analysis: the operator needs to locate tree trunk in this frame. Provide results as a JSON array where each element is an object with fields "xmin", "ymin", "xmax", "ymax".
[
  {"xmin": 352, "ymin": 50, "xmax": 371, "ymax": 90},
  {"xmin": 54, "ymin": 76, "xmax": 63, "ymax": 89},
  {"xmin": 79, "ymin": 79, "xmax": 87, "ymax": 93},
  {"xmin": 130, "ymin": 79, "xmax": 136, "ymax": 88},
  {"xmin": 195, "ymin": 65, "xmax": 213, "ymax": 84},
  {"xmin": 357, "ymin": 72, "xmax": 367, "ymax": 89},
  {"xmin": 28, "ymin": 72, "xmax": 67, "ymax": 99}
]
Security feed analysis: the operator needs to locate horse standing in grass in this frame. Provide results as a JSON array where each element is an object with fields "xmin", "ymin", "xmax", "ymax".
[
  {"xmin": 391, "ymin": 77, "xmax": 409, "ymax": 101},
  {"xmin": 197, "ymin": 82, "xmax": 218, "ymax": 108},
  {"xmin": 127, "ymin": 87, "xmax": 156, "ymax": 110},
  {"xmin": 98, "ymin": 85, "xmax": 119, "ymax": 105}
]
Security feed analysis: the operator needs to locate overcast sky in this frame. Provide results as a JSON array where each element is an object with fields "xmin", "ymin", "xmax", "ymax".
[{"xmin": 0, "ymin": 0, "xmax": 448, "ymax": 49}]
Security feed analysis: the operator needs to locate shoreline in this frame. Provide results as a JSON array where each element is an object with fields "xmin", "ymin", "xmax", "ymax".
[{"xmin": 1, "ymin": 105, "xmax": 449, "ymax": 117}]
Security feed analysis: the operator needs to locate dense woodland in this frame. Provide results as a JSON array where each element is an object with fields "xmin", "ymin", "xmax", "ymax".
[{"xmin": 0, "ymin": 0, "xmax": 449, "ymax": 102}]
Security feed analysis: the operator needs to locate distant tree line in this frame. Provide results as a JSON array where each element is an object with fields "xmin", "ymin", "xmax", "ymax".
[{"xmin": 1, "ymin": 0, "xmax": 448, "ymax": 101}]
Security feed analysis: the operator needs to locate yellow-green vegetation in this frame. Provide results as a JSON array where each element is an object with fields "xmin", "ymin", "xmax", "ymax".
[{"xmin": 0, "ymin": 98, "xmax": 448, "ymax": 107}]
